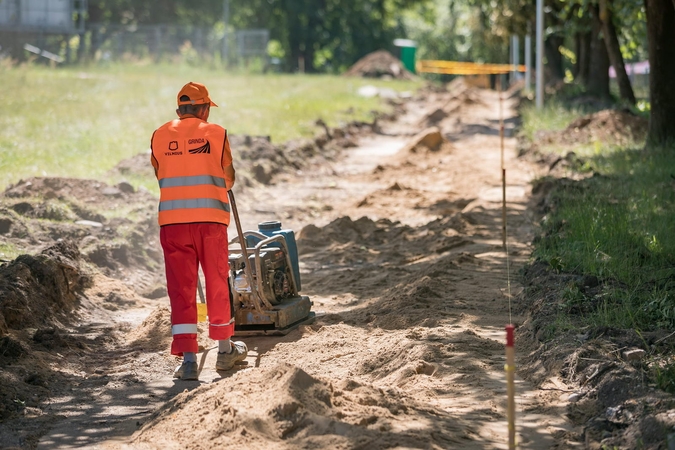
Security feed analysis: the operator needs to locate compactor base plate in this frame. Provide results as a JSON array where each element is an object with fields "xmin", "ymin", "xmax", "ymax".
[{"xmin": 234, "ymin": 295, "xmax": 315, "ymax": 336}]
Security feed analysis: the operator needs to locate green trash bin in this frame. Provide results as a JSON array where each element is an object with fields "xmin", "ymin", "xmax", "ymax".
[{"xmin": 394, "ymin": 39, "xmax": 417, "ymax": 74}]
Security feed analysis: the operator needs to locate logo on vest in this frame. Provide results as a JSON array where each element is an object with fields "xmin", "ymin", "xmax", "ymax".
[
  {"xmin": 188, "ymin": 138, "xmax": 205, "ymax": 144},
  {"xmin": 188, "ymin": 141, "xmax": 211, "ymax": 154},
  {"xmin": 168, "ymin": 141, "xmax": 178, "ymax": 150}
]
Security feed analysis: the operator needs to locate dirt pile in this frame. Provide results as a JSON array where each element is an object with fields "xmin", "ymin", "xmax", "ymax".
[
  {"xmin": 299, "ymin": 214, "xmax": 471, "ymax": 263},
  {"xmin": 0, "ymin": 175, "xmax": 177, "ymax": 446},
  {"xmin": 418, "ymin": 80, "xmax": 491, "ymax": 129},
  {"xmin": 298, "ymin": 214, "xmax": 476, "ymax": 330},
  {"xmin": 0, "ymin": 240, "xmax": 90, "ymax": 426},
  {"xmin": 534, "ymin": 109, "xmax": 648, "ymax": 149},
  {"xmin": 565, "ymin": 109, "xmax": 647, "ymax": 142},
  {"xmin": 126, "ymin": 306, "xmax": 172, "ymax": 352},
  {"xmin": 133, "ymin": 362, "xmax": 465, "ymax": 449},
  {"xmin": 127, "ymin": 305, "xmax": 219, "ymax": 354},
  {"xmin": 0, "ymin": 177, "xmax": 164, "ymax": 297},
  {"xmin": 344, "ymin": 50, "xmax": 416, "ymax": 80},
  {"xmin": 0, "ymin": 240, "xmax": 89, "ymax": 333},
  {"xmin": 400, "ymin": 126, "xmax": 452, "ymax": 153}
]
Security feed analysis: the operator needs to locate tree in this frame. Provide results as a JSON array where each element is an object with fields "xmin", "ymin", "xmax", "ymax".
[
  {"xmin": 573, "ymin": 29, "xmax": 592, "ymax": 85},
  {"xmin": 645, "ymin": 0, "xmax": 675, "ymax": 144},
  {"xmin": 586, "ymin": 4, "xmax": 611, "ymax": 98},
  {"xmin": 229, "ymin": 0, "xmax": 427, "ymax": 72},
  {"xmin": 599, "ymin": 0, "xmax": 636, "ymax": 105}
]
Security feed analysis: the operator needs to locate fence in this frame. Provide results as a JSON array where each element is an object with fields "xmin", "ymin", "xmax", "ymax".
[
  {"xmin": 0, "ymin": 22, "xmax": 269, "ymax": 66},
  {"xmin": 87, "ymin": 23, "xmax": 219, "ymax": 63}
]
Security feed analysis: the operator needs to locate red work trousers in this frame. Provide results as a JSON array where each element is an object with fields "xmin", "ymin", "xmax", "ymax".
[{"xmin": 159, "ymin": 222, "xmax": 234, "ymax": 356}]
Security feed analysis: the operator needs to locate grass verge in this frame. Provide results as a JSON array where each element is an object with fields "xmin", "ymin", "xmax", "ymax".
[
  {"xmin": 0, "ymin": 63, "xmax": 422, "ymax": 191},
  {"xmin": 523, "ymin": 96, "xmax": 675, "ymax": 332}
]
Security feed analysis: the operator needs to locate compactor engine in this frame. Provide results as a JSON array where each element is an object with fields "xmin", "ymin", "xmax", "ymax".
[{"xmin": 228, "ymin": 220, "xmax": 314, "ymax": 335}]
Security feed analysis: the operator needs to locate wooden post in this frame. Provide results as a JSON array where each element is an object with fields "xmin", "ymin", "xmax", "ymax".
[
  {"xmin": 506, "ymin": 324, "xmax": 516, "ymax": 449},
  {"xmin": 499, "ymin": 75, "xmax": 507, "ymax": 249}
]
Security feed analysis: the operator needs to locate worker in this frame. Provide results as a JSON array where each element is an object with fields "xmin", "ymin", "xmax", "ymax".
[{"xmin": 150, "ymin": 81, "xmax": 247, "ymax": 380}]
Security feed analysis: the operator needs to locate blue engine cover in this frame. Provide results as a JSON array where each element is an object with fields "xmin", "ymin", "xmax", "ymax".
[{"xmin": 255, "ymin": 221, "xmax": 301, "ymax": 292}]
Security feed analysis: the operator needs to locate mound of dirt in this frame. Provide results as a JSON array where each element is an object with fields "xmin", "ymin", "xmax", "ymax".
[
  {"xmin": 418, "ymin": 81, "xmax": 488, "ymax": 129},
  {"xmin": 298, "ymin": 216, "xmax": 402, "ymax": 248},
  {"xmin": 127, "ymin": 306, "xmax": 216, "ymax": 353},
  {"xmin": 446, "ymin": 77, "xmax": 469, "ymax": 96},
  {"xmin": 132, "ymin": 362, "xmax": 463, "ymax": 449},
  {"xmin": 298, "ymin": 214, "xmax": 477, "ymax": 330},
  {"xmin": 126, "ymin": 306, "xmax": 172, "ymax": 352},
  {"xmin": 0, "ymin": 174, "xmax": 172, "ymax": 435},
  {"xmin": 344, "ymin": 50, "xmax": 416, "ymax": 80},
  {"xmin": 0, "ymin": 240, "xmax": 90, "ymax": 333},
  {"xmin": 536, "ymin": 109, "xmax": 648, "ymax": 148},
  {"xmin": 299, "ymin": 215, "xmax": 470, "ymax": 257},
  {"xmin": 400, "ymin": 126, "xmax": 452, "ymax": 154},
  {"xmin": 565, "ymin": 109, "xmax": 647, "ymax": 142},
  {"xmin": 0, "ymin": 177, "xmax": 164, "ymax": 296},
  {"xmin": 0, "ymin": 240, "xmax": 93, "ymax": 425}
]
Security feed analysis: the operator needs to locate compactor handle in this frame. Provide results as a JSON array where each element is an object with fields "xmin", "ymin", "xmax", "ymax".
[{"xmin": 228, "ymin": 191, "xmax": 273, "ymax": 310}]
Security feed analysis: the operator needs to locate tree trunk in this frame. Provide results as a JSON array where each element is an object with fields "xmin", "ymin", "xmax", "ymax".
[
  {"xmin": 284, "ymin": 0, "xmax": 303, "ymax": 72},
  {"xmin": 303, "ymin": 4, "xmax": 319, "ymax": 73},
  {"xmin": 573, "ymin": 33, "xmax": 581, "ymax": 78},
  {"xmin": 574, "ymin": 31, "xmax": 592, "ymax": 85},
  {"xmin": 586, "ymin": 5, "xmax": 611, "ymax": 98},
  {"xmin": 646, "ymin": 0, "xmax": 675, "ymax": 145},
  {"xmin": 544, "ymin": 35, "xmax": 565, "ymax": 80},
  {"xmin": 599, "ymin": 0, "xmax": 636, "ymax": 105},
  {"xmin": 578, "ymin": 32, "xmax": 591, "ymax": 85}
]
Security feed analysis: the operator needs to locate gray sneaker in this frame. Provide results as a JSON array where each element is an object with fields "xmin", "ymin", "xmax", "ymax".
[
  {"xmin": 216, "ymin": 341, "xmax": 248, "ymax": 371},
  {"xmin": 173, "ymin": 361, "xmax": 199, "ymax": 380}
]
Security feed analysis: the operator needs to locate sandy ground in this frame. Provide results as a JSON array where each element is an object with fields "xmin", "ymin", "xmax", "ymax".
[{"xmin": 24, "ymin": 83, "xmax": 578, "ymax": 449}]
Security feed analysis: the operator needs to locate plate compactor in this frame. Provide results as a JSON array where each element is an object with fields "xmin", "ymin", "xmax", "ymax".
[{"xmin": 197, "ymin": 191, "xmax": 314, "ymax": 336}]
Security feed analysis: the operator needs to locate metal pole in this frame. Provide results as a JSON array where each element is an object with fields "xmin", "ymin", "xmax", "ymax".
[
  {"xmin": 222, "ymin": 0, "xmax": 230, "ymax": 66},
  {"xmin": 525, "ymin": 34, "xmax": 532, "ymax": 93},
  {"xmin": 536, "ymin": 0, "xmax": 544, "ymax": 108},
  {"xmin": 499, "ymin": 75, "xmax": 506, "ymax": 249},
  {"xmin": 516, "ymin": 35, "xmax": 520, "ymax": 82},
  {"xmin": 510, "ymin": 35, "xmax": 514, "ymax": 82}
]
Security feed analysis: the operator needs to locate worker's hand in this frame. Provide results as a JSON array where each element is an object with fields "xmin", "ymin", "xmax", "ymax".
[{"xmin": 224, "ymin": 165, "xmax": 235, "ymax": 191}]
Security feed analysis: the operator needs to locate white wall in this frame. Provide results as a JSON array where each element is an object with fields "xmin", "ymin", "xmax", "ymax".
[{"xmin": 0, "ymin": 0, "xmax": 73, "ymax": 29}]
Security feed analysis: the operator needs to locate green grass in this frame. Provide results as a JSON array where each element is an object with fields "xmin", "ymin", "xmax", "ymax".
[
  {"xmin": 0, "ymin": 242, "xmax": 20, "ymax": 261},
  {"xmin": 0, "ymin": 63, "xmax": 422, "ymax": 191},
  {"xmin": 525, "ymin": 99, "xmax": 675, "ymax": 331},
  {"xmin": 520, "ymin": 98, "xmax": 583, "ymax": 142}
]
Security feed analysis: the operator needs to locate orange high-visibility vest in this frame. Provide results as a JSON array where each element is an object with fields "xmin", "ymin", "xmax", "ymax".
[{"xmin": 151, "ymin": 117, "xmax": 232, "ymax": 226}]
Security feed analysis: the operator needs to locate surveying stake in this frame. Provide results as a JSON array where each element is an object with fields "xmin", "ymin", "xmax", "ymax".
[{"xmin": 506, "ymin": 324, "xmax": 516, "ymax": 449}]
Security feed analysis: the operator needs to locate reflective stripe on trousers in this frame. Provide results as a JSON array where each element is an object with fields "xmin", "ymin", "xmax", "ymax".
[{"xmin": 172, "ymin": 323, "xmax": 199, "ymax": 335}]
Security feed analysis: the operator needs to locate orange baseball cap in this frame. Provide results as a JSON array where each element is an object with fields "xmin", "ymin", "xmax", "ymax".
[{"xmin": 176, "ymin": 81, "xmax": 218, "ymax": 107}]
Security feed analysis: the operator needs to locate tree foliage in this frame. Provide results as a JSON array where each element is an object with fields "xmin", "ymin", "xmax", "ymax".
[{"xmin": 83, "ymin": 0, "xmax": 429, "ymax": 72}]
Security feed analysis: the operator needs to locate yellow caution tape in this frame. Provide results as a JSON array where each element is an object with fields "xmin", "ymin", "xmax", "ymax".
[{"xmin": 417, "ymin": 60, "xmax": 527, "ymax": 75}]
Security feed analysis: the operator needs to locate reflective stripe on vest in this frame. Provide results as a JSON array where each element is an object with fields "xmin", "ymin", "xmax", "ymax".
[
  {"xmin": 158, "ymin": 175, "xmax": 227, "ymax": 189},
  {"xmin": 172, "ymin": 323, "xmax": 199, "ymax": 335},
  {"xmin": 159, "ymin": 198, "xmax": 231, "ymax": 213}
]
